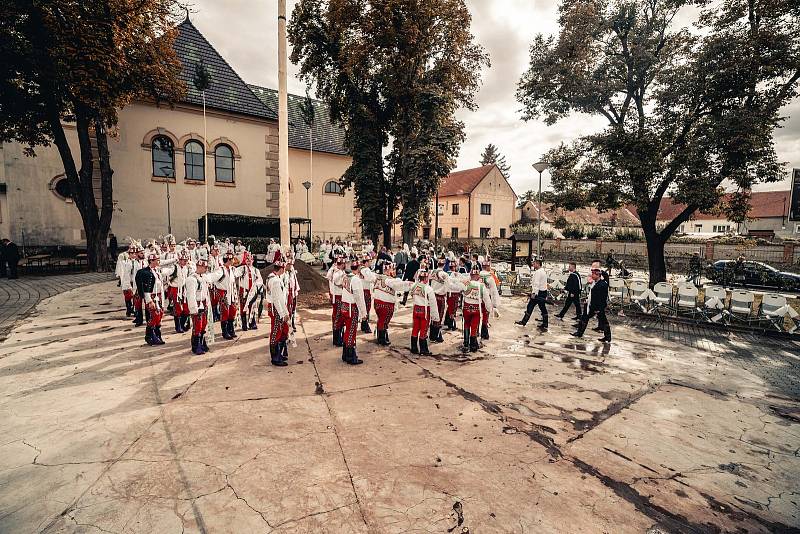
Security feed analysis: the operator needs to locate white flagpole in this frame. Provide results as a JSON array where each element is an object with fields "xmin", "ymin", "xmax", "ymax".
[
  {"xmin": 203, "ymin": 91, "xmax": 209, "ymax": 242},
  {"xmin": 278, "ymin": 0, "xmax": 290, "ymax": 250}
]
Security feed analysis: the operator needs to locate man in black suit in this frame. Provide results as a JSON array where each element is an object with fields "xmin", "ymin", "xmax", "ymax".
[
  {"xmin": 2, "ymin": 239, "xmax": 20, "ymax": 279},
  {"xmin": 572, "ymin": 267, "xmax": 611, "ymax": 342},
  {"xmin": 0, "ymin": 238, "xmax": 6, "ymax": 277},
  {"xmin": 555, "ymin": 262, "xmax": 582, "ymax": 320},
  {"xmin": 401, "ymin": 252, "xmax": 421, "ymax": 305}
]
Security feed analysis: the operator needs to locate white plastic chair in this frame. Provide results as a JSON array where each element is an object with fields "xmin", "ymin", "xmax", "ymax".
[
  {"xmin": 702, "ymin": 286, "xmax": 727, "ymax": 322},
  {"xmin": 627, "ymin": 280, "xmax": 652, "ymax": 313},
  {"xmin": 608, "ymin": 278, "xmax": 625, "ymax": 310},
  {"xmin": 652, "ymin": 282, "xmax": 675, "ymax": 315},
  {"xmin": 728, "ymin": 290, "xmax": 755, "ymax": 325},
  {"xmin": 758, "ymin": 293, "xmax": 798, "ymax": 333},
  {"xmin": 675, "ymin": 283, "xmax": 701, "ymax": 319}
]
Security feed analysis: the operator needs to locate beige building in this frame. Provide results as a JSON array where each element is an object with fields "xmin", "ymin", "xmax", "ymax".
[
  {"xmin": 0, "ymin": 18, "xmax": 357, "ymax": 248},
  {"xmin": 414, "ymin": 164, "xmax": 517, "ymax": 241}
]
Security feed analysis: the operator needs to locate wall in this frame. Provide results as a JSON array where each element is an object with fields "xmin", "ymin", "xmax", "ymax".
[
  {"xmin": 674, "ymin": 218, "xmax": 734, "ymax": 234},
  {"xmin": 741, "ymin": 216, "xmax": 800, "ymax": 239},
  {"xmin": 468, "ymin": 166, "xmax": 516, "ymax": 239},
  {"xmin": 287, "ymin": 147, "xmax": 357, "ymax": 241}
]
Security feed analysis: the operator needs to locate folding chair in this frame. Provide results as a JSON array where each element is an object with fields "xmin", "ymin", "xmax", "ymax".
[
  {"xmin": 608, "ymin": 278, "xmax": 625, "ymax": 312},
  {"xmin": 651, "ymin": 282, "xmax": 675, "ymax": 317},
  {"xmin": 675, "ymin": 283, "xmax": 702, "ymax": 320},
  {"xmin": 758, "ymin": 294, "xmax": 799, "ymax": 333},
  {"xmin": 626, "ymin": 280, "xmax": 653, "ymax": 313},
  {"xmin": 702, "ymin": 286, "xmax": 727, "ymax": 323},
  {"xmin": 728, "ymin": 290, "xmax": 755, "ymax": 326}
]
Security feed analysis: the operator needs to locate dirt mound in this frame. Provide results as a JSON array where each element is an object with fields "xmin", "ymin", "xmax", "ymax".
[{"xmin": 260, "ymin": 260, "xmax": 331, "ymax": 309}]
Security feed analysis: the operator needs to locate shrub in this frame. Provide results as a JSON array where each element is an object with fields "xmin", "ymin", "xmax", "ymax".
[
  {"xmin": 586, "ymin": 228, "xmax": 603, "ymax": 239},
  {"xmin": 613, "ymin": 229, "xmax": 643, "ymax": 242},
  {"xmin": 563, "ymin": 225, "xmax": 585, "ymax": 239}
]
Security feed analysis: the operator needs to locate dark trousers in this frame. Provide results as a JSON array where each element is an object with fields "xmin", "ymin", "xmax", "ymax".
[
  {"xmin": 577, "ymin": 307, "xmax": 611, "ymax": 339},
  {"xmin": 525, "ymin": 290, "xmax": 548, "ymax": 326},
  {"xmin": 557, "ymin": 292, "xmax": 581, "ymax": 318}
]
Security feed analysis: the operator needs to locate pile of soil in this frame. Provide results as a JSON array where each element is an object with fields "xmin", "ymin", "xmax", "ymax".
[{"xmin": 260, "ymin": 260, "xmax": 331, "ymax": 309}]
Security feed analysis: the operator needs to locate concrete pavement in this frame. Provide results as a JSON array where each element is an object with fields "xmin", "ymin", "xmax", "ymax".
[{"xmin": 0, "ymin": 280, "xmax": 798, "ymax": 533}]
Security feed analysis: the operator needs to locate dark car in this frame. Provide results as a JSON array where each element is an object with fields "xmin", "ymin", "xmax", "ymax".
[{"xmin": 708, "ymin": 260, "xmax": 800, "ymax": 291}]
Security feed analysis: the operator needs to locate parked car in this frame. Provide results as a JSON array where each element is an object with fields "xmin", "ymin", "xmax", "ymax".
[{"xmin": 707, "ymin": 260, "xmax": 800, "ymax": 291}]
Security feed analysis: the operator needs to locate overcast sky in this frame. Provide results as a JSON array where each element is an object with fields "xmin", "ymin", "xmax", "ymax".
[{"xmin": 187, "ymin": 0, "xmax": 799, "ymax": 194}]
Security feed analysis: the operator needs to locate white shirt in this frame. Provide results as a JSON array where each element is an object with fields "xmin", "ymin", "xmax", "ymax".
[
  {"xmin": 341, "ymin": 274, "xmax": 368, "ymax": 317},
  {"xmin": 372, "ymin": 275, "xmax": 409, "ymax": 304},
  {"xmin": 531, "ymin": 268, "xmax": 548, "ymax": 292},
  {"xmin": 268, "ymin": 273, "xmax": 288, "ymax": 320},
  {"xmin": 408, "ymin": 282, "xmax": 440, "ymax": 323}
]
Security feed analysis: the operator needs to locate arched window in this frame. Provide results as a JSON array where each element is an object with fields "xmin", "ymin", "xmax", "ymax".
[
  {"xmin": 152, "ymin": 135, "xmax": 174, "ymax": 178},
  {"xmin": 214, "ymin": 144, "xmax": 234, "ymax": 183},
  {"xmin": 50, "ymin": 175, "xmax": 72, "ymax": 201},
  {"xmin": 324, "ymin": 180, "xmax": 342, "ymax": 195},
  {"xmin": 184, "ymin": 140, "xmax": 205, "ymax": 181}
]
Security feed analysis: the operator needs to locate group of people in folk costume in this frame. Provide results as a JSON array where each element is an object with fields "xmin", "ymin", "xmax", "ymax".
[
  {"xmin": 326, "ymin": 250, "xmax": 501, "ymax": 365},
  {"xmin": 114, "ymin": 234, "xmax": 300, "ymax": 363}
]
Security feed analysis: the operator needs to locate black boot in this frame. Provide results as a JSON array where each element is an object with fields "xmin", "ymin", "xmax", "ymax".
[
  {"xmin": 249, "ymin": 318, "xmax": 258, "ymax": 330},
  {"xmin": 241, "ymin": 314, "xmax": 248, "ymax": 331},
  {"xmin": 538, "ymin": 320, "xmax": 548, "ymax": 332},
  {"xmin": 480, "ymin": 323, "xmax": 490, "ymax": 340},
  {"xmin": 280, "ymin": 340, "xmax": 289, "ymax": 362},
  {"xmin": 213, "ymin": 308, "xmax": 220, "ymax": 322},
  {"xmin": 133, "ymin": 309, "xmax": 144, "ymax": 327},
  {"xmin": 221, "ymin": 320, "xmax": 232, "ymax": 340},
  {"xmin": 448, "ymin": 316, "xmax": 457, "ymax": 331},
  {"xmin": 384, "ymin": 329, "xmax": 392, "ymax": 346},
  {"xmin": 125, "ymin": 299, "xmax": 134, "ymax": 317},
  {"xmin": 342, "ymin": 343, "xmax": 348, "ymax": 362},
  {"xmin": 419, "ymin": 338, "xmax": 432, "ymax": 356},
  {"xmin": 200, "ymin": 333, "xmax": 209, "ymax": 353},
  {"xmin": 181, "ymin": 315, "xmax": 190, "ymax": 331},
  {"xmin": 469, "ymin": 336, "xmax": 479, "ymax": 353},
  {"xmin": 174, "ymin": 316, "xmax": 184, "ymax": 334},
  {"xmin": 271, "ymin": 345, "xmax": 287, "ymax": 366},
  {"xmin": 191, "ymin": 335, "xmax": 203, "ymax": 355},
  {"xmin": 431, "ymin": 325, "xmax": 444, "ymax": 343},
  {"xmin": 346, "ymin": 346, "xmax": 364, "ymax": 365},
  {"xmin": 410, "ymin": 336, "xmax": 419, "ymax": 354},
  {"xmin": 361, "ymin": 319, "xmax": 372, "ymax": 334},
  {"xmin": 145, "ymin": 326, "xmax": 155, "ymax": 345},
  {"xmin": 229, "ymin": 320, "xmax": 237, "ymax": 338},
  {"xmin": 153, "ymin": 326, "xmax": 166, "ymax": 345},
  {"xmin": 333, "ymin": 328, "xmax": 343, "ymax": 347},
  {"xmin": 515, "ymin": 312, "xmax": 531, "ymax": 326}
]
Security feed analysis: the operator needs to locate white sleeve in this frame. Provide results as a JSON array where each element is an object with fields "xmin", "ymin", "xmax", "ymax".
[
  {"xmin": 361, "ymin": 268, "xmax": 377, "ymax": 284},
  {"xmin": 270, "ymin": 280, "xmax": 288, "ymax": 319},
  {"xmin": 387, "ymin": 278, "xmax": 411, "ymax": 292},
  {"xmin": 186, "ymin": 279, "xmax": 199, "ymax": 315},
  {"xmin": 447, "ymin": 278, "xmax": 466, "ymax": 293},
  {"xmin": 488, "ymin": 277, "xmax": 500, "ymax": 308},
  {"xmin": 353, "ymin": 279, "xmax": 368, "ymax": 317},
  {"xmin": 427, "ymin": 286, "xmax": 440, "ymax": 323},
  {"xmin": 481, "ymin": 285, "xmax": 493, "ymax": 310}
]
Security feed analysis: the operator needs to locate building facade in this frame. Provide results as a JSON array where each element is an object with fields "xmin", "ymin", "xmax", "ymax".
[{"xmin": 0, "ymin": 18, "xmax": 358, "ymax": 248}]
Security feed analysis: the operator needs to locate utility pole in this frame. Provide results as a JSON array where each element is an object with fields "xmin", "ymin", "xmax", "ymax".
[{"xmin": 278, "ymin": 0, "xmax": 290, "ymax": 248}]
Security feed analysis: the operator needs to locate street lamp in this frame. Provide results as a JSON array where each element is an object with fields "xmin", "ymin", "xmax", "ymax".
[
  {"xmin": 532, "ymin": 161, "xmax": 550, "ymax": 259},
  {"xmin": 159, "ymin": 166, "xmax": 174, "ymax": 234},
  {"xmin": 303, "ymin": 180, "xmax": 312, "ymax": 244}
]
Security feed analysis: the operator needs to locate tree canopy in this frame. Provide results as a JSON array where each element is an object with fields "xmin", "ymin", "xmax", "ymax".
[
  {"xmin": 480, "ymin": 143, "xmax": 511, "ymax": 177},
  {"xmin": 289, "ymin": 0, "xmax": 488, "ymax": 245},
  {"xmin": 517, "ymin": 0, "xmax": 800, "ymax": 284},
  {"xmin": 0, "ymin": 0, "xmax": 185, "ymax": 270}
]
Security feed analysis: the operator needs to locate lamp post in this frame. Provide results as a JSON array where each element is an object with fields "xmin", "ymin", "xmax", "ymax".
[
  {"xmin": 160, "ymin": 166, "xmax": 174, "ymax": 234},
  {"xmin": 303, "ymin": 180, "xmax": 312, "ymax": 244},
  {"xmin": 434, "ymin": 191, "xmax": 440, "ymax": 249},
  {"xmin": 532, "ymin": 161, "xmax": 550, "ymax": 259}
]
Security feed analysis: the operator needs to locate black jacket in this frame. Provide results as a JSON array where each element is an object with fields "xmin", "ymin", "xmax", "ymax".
[
  {"xmin": 588, "ymin": 279, "xmax": 609, "ymax": 312},
  {"xmin": 135, "ymin": 267, "xmax": 156, "ymax": 299},
  {"xmin": 4, "ymin": 242, "xmax": 20, "ymax": 263},
  {"xmin": 403, "ymin": 259, "xmax": 420, "ymax": 281},
  {"xmin": 565, "ymin": 271, "xmax": 582, "ymax": 295}
]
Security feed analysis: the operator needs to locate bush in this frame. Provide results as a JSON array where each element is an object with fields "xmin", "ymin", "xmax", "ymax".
[
  {"xmin": 586, "ymin": 228, "xmax": 603, "ymax": 239},
  {"xmin": 563, "ymin": 225, "xmax": 585, "ymax": 239},
  {"xmin": 613, "ymin": 229, "xmax": 643, "ymax": 242},
  {"xmin": 553, "ymin": 215, "xmax": 568, "ymax": 229}
]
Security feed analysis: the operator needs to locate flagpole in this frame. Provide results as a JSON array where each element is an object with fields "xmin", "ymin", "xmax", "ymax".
[
  {"xmin": 203, "ymin": 91, "xmax": 208, "ymax": 242},
  {"xmin": 278, "ymin": 0, "xmax": 290, "ymax": 250}
]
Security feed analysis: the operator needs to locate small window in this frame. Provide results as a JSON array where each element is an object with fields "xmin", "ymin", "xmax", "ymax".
[
  {"xmin": 215, "ymin": 144, "xmax": 234, "ymax": 183},
  {"xmin": 50, "ymin": 175, "xmax": 72, "ymax": 201},
  {"xmin": 152, "ymin": 136, "xmax": 175, "ymax": 178},
  {"xmin": 480, "ymin": 227, "xmax": 491, "ymax": 239},
  {"xmin": 184, "ymin": 140, "xmax": 205, "ymax": 181},
  {"xmin": 436, "ymin": 227, "xmax": 442, "ymax": 239},
  {"xmin": 451, "ymin": 227, "xmax": 459, "ymax": 239},
  {"xmin": 499, "ymin": 228, "xmax": 506, "ymax": 238},
  {"xmin": 324, "ymin": 181, "xmax": 343, "ymax": 194},
  {"xmin": 452, "ymin": 203, "xmax": 459, "ymax": 215},
  {"xmin": 422, "ymin": 227, "xmax": 431, "ymax": 240},
  {"xmin": 480, "ymin": 203, "xmax": 491, "ymax": 215}
]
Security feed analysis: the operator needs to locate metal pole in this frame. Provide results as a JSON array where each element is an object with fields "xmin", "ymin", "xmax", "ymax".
[
  {"xmin": 537, "ymin": 169, "xmax": 543, "ymax": 258},
  {"xmin": 278, "ymin": 0, "xmax": 290, "ymax": 249},
  {"xmin": 434, "ymin": 191, "xmax": 439, "ymax": 248},
  {"xmin": 202, "ymin": 91, "xmax": 208, "ymax": 242},
  {"xmin": 166, "ymin": 179, "xmax": 172, "ymax": 234}
]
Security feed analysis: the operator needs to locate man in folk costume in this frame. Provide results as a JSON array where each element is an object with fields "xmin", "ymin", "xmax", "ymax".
[
  {"xmin": 185, "ymin": 258, "xmax": 225, "ymax": 355},
  {"xmin": 444, "ymin": 269, "xmax": 461, "ymax": 331},
  {"xmin": 136, "ymin": 251, "xmax": 167, "ymax": 346},
  {"xmin": 214, "ymin": 251, "xmax": 239, "ymax": 340},
  {"xmin": 208, "ymin": 244, "xmax": 223, "ymax": 320},
  {"xmin": 266, "ymin": 238, "xmax": 281, "ymax": 265},
  {"xmin": 408, "ymin": 268, "xmax": 439, "ymax": 356},
  {"xmin": 267, "ymin": 261, "xmax": 290, "ymax": 366},
  {"xmin": 371, "ymin": 262, "xmax": 408, "ymax": 346},
  {"xmin": 327, "ymin": 255, "xmax": 346, "ymax": 346},
  {"xmin": 340, "ymin": 261, "xmax": 368, "ymax": 365},
  {"xmin": 166, "ymin": 250, "xmax": 192, "ymax": 333},
  {"xmin": 117, "ymin": 243, "xmax": 136, "ymax": 317},
  {"xmin": 128, "ymin": 243, "xmax": 148, "ymax": 326},
  {"xmin": 479, "ymin": 260, "xmax": 501, "ymax": 340},
  {"xmin": 429, "ymin": 269, "xmax": 450, "ymax": 343},
  {"xmin": 282, "ymin": 257, "xmax": 300, "ymax": 338},
  {"xmin": 358, "ymin": 256, "xmax": 376, "ymax": 334},
  {"xmin": 453, "ymin": 267, "xmax": 493, "ymax": 353},
  {"xmin": 235, "ymin": 251, "xmax": 264, "ymax": 331}
]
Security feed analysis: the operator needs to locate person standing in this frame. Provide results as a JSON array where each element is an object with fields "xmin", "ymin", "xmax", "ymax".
[
  {"xmin": 408, "ymin": 269, "xmax": 439, "ymax": 356},
  {"xmin": 128, "ymin": 244, "xmax": 148, "ymax": 326},
  {"xmin": 572, "ymin": 267, "xmax": 612, "ymax": 342},
  {"xmin": 452, "ymin": 267, "xmax": 493, "ymax": 353},
  {"xmin": 2, "ymin": 239, "xmax": 20, "ymax": 279},
  {"xmin": 359, "ymin": 257, "xmax": 376, "ymax": 333},
  {"xmin": 108, "ymin": 233, "xmax": 118, "ymax": 265},
  {"xmin": 479, "ymin": 260, "xmax": 500, "ymax": 340},
  {"xmin": 401, "ymin": 252, "xmax": 420, "ymax": 305},
  {"xmin": 555, "ymin": 262, "xmax": 582, "ymax": 321},
  {"xmin": 214, "ymin": 252, "xmax": 239, "ymax": 340},
  {"xmin": 136, "ymin": 251, "xmax": 166, "ymax": 346},
  {"xmin": 429, "ymin": 269, "xmax": 450, "ymax": 343},
  {"xmin": 327, "ymin": 256, "xmax": 346, "ymax": 346},
  {"xmin": 185, "ymin": 258, "xmax": 225, "ymax": 355},
  {"xmin": 340, "ymin": 261, "xmax": 368, "ymax": 365},
  {"xmin": 267, "ymin": 261, "xmax": 290, "ymax": 366},
  {"xmin": 689, "ymin": 252, "xmax": 703, "ymax": 286},
  {"xmin": 515, "ymin": 259, "xmax": 549, "ymax": 331},
  {"xmin": 166, "ymin": 250, "xmax": 192, "ymax": 333},
  {"xmin": 236, "ymin": 252, "xmax": 264, "ymax": 331},
  {"xmin": 371, "ymin": 262, "xmax": 409, "ymax": 346}
]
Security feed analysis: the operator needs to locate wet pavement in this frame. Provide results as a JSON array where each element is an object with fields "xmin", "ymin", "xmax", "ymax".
[{"xmin": 0, "ymin": 281, "xmax": 798, "ymax": 533}]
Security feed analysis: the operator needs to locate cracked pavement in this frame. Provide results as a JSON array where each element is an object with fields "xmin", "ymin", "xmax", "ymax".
[{"xmin": 0, "ymin": 281, "xmax": 798, "ymax": 533}]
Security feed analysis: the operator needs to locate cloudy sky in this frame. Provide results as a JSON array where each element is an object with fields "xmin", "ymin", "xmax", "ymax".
[{"xmin": 187, "ymin": 0, "xmax": 799, "ymax": 194}]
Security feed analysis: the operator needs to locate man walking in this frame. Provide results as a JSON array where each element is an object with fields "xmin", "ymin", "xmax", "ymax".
[
  {"xmin": 1, "ymin": 239, "xmax": 20, "ymax": 279},
  {"xmin": 515, "ymin": 259, "xmax": 549, "ymax": 331},
  {"xmin": 555, "ymin": 262, "xmax": 582, "ymax": 321},
  {"xmin": 572, "ymin": 267, "xmax": 612, "ymax": 342}
]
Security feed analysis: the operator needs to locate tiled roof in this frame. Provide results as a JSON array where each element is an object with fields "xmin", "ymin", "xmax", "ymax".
[
  {"xmin": 174, "ymin": 19, "xmax": 277, "ymax": 120},
  {"xmin": 439, "ymin": 164, "xmax": 495, "ymax": 197},
  {"xmin": 647, "ymin": 191, "xmax": 791, "ymax": 221},
  {"xmin": 523, "ymin": 202, "xmax": 639, "ymax": 226},
  {"xmin": 248, "ymin": 85, "xmax": 347, "ymax": 155}
]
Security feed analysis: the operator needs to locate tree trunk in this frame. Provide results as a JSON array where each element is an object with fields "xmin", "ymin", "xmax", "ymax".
[
  {"xmin": 402, "ymin": 225, "xmax": 416, "ymax": 247},
  {"xmin": 644, "ymin": 227, "xmax": 667, "ymax": 287}
]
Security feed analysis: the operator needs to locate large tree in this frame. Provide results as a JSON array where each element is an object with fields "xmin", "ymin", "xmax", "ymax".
[
  {"xmin": 480, "ymin": 143, "xmax": 511, "ymax": 177},
  {"xmin": 517, "ymin": 0, "xmax": 800, "ymax": 285},
  {"xmin": 289, "ymin": 0, "xmax": 487, "ymax": 246},
  {"xmin": 0, "ymin": 0, "xmax": 184, "ymax": 271}
]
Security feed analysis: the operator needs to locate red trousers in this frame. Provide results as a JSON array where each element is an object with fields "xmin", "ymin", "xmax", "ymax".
[
  {"xmin": 363, "ymin": 290, "xmax": 372, "ymax": 318},
  {"xmin": 211, "ymin": 288, "xmax": 222, "ymax": 309},
  {"xmin": 411, "ymin": 305, "xmax": 430, "ymax": 340},
  {"xmin": 340, "ymin": 303, "xmax": 359, "ymax": 348},
  {"xmin": 434, "ymin": 294, "xmax": 446, "ymax": 327},
  {"xmin": 167, "ymin": 286, "xmax": 178, "ymax": 307},
  {"xmin": 481, "ymin": 303, "xmax": 490, "ymax": 326},
  {"xmin": 269, "ymin": 304, "xmax": 289, "ymax": 345},
  {"xmin": 463, "ymin": 303, "xmax": 481, "ymax": 336},
  {"xmin": 446, "ymin": 293, "xmax": 459, "ymax": 321},
  {"xmin": 191, "ymin": 311, "xmax": 208, "ymax": 336},
  {"xmin": 123, "ymin": 289, "xmax": 134, "ymax": 303},
  {"xmin": 174, "ymin": 301, "xmax": 189, "ymax": 317},
  {"xmin": 218, "ymin": 290, "xmax": 237, "ymax": 321},
  {"xmin": 374, "ymin": 299, "xmax": 395, "ymax": 330},
  {"xmin": 146, "ymin": 301, "xmax": 164, "ymax": 327},
  {"xmin": 133, "ymin": 294, "xmax": 143, "ymax": 311},
  {"xmin": 333, "ymin": 295, "xmax": 344, "ymax": 330}
]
